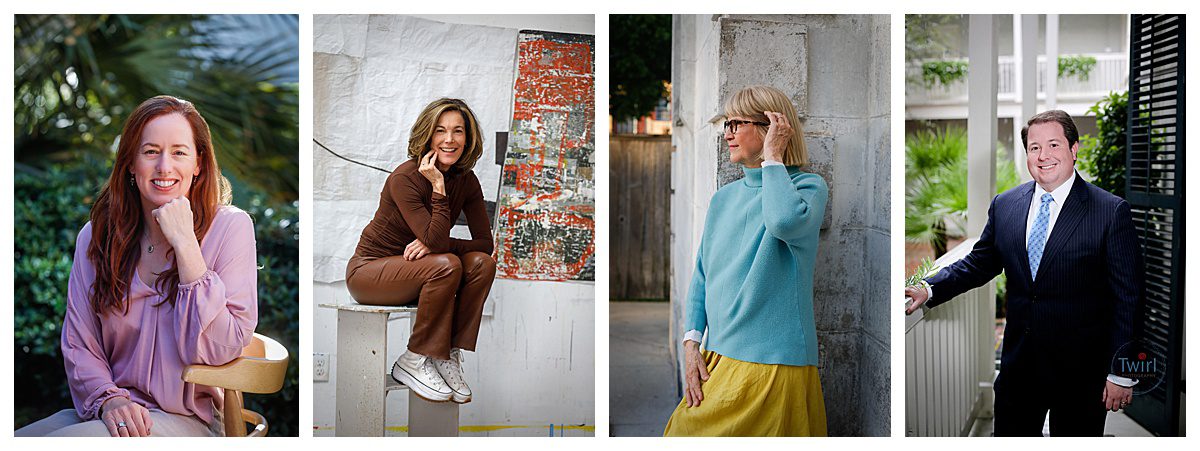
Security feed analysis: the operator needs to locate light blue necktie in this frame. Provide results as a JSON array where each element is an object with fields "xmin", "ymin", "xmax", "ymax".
[{"xmin": 1027, "ymin": 193, "xmax": 1054, "ymax": 281}]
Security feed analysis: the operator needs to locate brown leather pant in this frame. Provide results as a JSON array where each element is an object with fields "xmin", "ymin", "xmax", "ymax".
[{"xmin": 346, "ymin": 251, "xmax": 496, "ymax": 360}]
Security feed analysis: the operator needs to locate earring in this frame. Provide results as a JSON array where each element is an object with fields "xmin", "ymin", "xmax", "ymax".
[{"xmin": 129, "ymin": 175, "xmax": 135, "ymax": 187}]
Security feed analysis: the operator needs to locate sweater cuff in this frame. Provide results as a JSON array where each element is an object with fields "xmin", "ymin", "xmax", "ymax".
[{"xmin": 683, "ymin": 329, "xmax": 704, "ymax": 345}]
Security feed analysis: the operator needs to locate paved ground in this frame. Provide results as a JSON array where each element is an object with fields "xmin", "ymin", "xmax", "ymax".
[
  {"xmin": 609, "ymin": 301, "xmax": 679, "ymax": 437},
  {"xmin": 969, "ymin": 405, "xmax": 1155, "ymax": 436},
  {"xmin": 613, "ymin": 302, "xmax": 1156, "ymax": 437}
]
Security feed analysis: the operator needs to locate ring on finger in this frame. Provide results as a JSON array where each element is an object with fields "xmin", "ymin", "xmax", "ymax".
[{"xmin": 117, "ymin": 421, "xmax": 127, "ymax": 428}]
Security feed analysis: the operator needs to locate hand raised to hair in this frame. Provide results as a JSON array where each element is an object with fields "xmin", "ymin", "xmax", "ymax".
[{"xmin": 761, "ymin": 111, "xmax": 792, "ymax": 163}]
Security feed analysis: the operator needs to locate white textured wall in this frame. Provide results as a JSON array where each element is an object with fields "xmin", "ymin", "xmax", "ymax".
[{"xmin": 312, "ymin": 14, "xmax": 595, "ymax": 437}]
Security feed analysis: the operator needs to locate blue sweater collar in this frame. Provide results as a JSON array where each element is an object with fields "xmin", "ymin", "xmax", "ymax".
[
  {"xmin": 742, "ymin": 166, "xmax": 764, "ymax": 187},
  {"xmin": 742, "ymin": 165, "xmax": 801, "ymax": 187}
]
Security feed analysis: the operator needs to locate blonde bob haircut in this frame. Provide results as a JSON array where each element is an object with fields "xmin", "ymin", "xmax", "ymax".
[
  {"xmin": 724, "ymin": 85, "xmax": 808, "ymax": 167},
  {"xmin": 407, "ymin": 98, "xmax": 485, "ymax": 170}
]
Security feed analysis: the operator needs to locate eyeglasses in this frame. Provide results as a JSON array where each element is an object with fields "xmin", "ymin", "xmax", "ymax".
[{"xmin": 723, "ymin": 119, "xmax": 769, "ymax": 134}]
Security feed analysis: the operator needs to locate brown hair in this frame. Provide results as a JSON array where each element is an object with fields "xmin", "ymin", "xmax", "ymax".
[
  {"xmin": 724, "ymin": 85, "xmax": 808, "ymax": 166},
  {"xmin": 87, "ymin": 95, "xmax": 231, "ymax": 314},
  {"xmin": 1021, "ymin": 110, "xmax": 1080, "ymax": 150},
  {"xmin": 406, "ymin": 98, "xmax": 485, "ymax": 170}
]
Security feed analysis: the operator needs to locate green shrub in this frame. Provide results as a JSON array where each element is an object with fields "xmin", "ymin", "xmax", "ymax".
[
  {"xmin": 1078, "ymin": 91, "xmax": 1129, "ymax": 197},
  {"xmin": 14, "ymin": 160, "xmax": 298, "ymax": 436},
  {"xmin": 1058, "ymin": 55, "xmax": 1098, "ymax": 81},
  {"xmin": 920, "ymin": 60, "xmax": 969, "ymax": 89}
]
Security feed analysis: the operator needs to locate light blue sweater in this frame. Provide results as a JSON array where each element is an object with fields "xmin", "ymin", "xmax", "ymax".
[{"xmin": 684, "ymin": 164, "xmax": 828, "ymax": 366}]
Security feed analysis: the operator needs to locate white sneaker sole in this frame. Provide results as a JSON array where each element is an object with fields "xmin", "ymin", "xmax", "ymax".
[
  {"xmin": 392, "ymin": 362, "xmax": 452, "ymax": 403},
  {"xmin": 450, "ymin": 390, "xmax": 471, "ymax": 404}
]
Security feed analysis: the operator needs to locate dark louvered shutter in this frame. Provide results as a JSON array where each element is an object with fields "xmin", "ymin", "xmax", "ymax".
[{"xmin": 1124, "ymin": 14, "xmax": 1184, "ymax": 437}]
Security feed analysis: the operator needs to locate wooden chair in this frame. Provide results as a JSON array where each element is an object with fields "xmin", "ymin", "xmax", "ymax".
[{"xmin": 183, "ymin": 333, "xmax": 289, "ymax": 437}]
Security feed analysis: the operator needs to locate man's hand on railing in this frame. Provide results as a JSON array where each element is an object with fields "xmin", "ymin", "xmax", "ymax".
[{"xmin": 904, "ymin": 285, "xmax": 931, "ymax": 315}]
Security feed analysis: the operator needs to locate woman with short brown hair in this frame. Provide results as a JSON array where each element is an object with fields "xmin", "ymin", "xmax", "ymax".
[{"xmin": 345, "ymin": 97, "xmax": 496, "ymax": 404}]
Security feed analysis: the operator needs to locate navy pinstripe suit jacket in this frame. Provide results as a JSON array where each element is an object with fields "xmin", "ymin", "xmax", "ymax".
[{"xmin": 926, "ymin": 175, "xmax": 1143, "ymax": 387}]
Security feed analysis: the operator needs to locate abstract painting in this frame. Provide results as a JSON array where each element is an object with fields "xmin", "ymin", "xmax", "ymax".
[{"xmin": 493, "ymin": 30, "xmax": 596, "ymax": 281}]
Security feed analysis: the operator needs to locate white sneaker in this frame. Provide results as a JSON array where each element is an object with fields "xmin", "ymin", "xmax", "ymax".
[
  {"xmin": 434, "ymin": 349, "xmax": 472, "ymax": 404},
  {"xmin": 392, "ymin": 351, "xmax": 452, "ymax": 402}
]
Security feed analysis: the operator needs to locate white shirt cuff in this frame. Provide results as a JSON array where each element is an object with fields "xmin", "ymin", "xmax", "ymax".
[
  {"xmin": 683, "ymin": 329, "xmax": 704, "ymax": 345},
  {"xmin": 1108, "ymin": 374, "xmax": 1137, "ymax": 387},
  {"xmin": 761, "ymin": 159, "xmax": 784, "ymax": 167}
]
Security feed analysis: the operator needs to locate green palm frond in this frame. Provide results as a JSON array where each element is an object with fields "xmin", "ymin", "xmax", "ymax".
[
  {"xmin": 14, "ymin": 14, "xmax": 299, "ymax": 202},
  {"xmin": 904, "ymin": 126, "xmax": 1019, "ymax": 256}
]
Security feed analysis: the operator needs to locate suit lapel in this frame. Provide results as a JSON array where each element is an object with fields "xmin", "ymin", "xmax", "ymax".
[
  {"xmin": 1015, "ymin": 183, "xmax": 1036, "ymax": 287},
  {"xmin": 1035, "ymin": 177, "xmax": 1091, "ymax": 279}
]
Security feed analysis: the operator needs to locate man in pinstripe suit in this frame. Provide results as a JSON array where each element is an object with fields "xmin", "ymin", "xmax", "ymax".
[{"xmin": 905, "ymin": 110, "xmax": 1143, "ymax": 436}]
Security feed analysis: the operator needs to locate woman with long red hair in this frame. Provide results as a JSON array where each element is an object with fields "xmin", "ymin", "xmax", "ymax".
[{"xmin": 16, "ymin": 95, "xmax": 258, "ymax": 437}]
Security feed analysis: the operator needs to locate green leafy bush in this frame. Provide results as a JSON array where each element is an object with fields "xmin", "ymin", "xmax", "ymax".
[
  {"xmin": 1078, "ymin": 91, "xmax": 1129, "ymax": 197},
  {"xmin": 14, "ymin": 160, "xmax": 298, "ymax": 436},
  {"xmin": 1058, "ymin": 55, "xmax": 1098, "ymax": 81},
  {"xmin": 920, "ymin": 60, "xmax": 969, "ymax": 89}
]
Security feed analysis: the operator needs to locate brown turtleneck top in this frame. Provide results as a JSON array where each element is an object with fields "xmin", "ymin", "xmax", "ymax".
[{"xmin": 353, "ymin": 158, "xmax": 493, "ymax": 259}]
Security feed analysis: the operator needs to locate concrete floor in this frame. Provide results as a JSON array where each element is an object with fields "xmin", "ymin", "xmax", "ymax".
[
  {"xmin": 968, "ymin": 409, "xmax": 1155, "ymax": 436},
  {"xmin": 614, "ymin": 301, "xmax": 1157, "ymax": 438},
  {"xmin": 609, "ymin": 301, "xmax": 679, "ymax": 437}
]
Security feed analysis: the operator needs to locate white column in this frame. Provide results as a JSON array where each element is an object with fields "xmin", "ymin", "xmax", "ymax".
[
  {"xmin": 1044, "ymin": 14, "xmax": 1059, "ymax": 110},
  {"xmin": 1016, "ymin": 14, "xmax": 1038, "ymax": 182},
  {"xmin": 967, "ymin": 15, "xmax": 998, "ymax": 237},
  {"xmin": 668, "ymin": 13, "xmax": 694, "ymax": 391}
]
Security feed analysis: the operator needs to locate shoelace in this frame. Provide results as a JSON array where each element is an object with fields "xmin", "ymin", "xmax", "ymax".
[
  {"xmin": 439, "ymin": 352, "xmax": 466, "ymax": 386},
  {"xmin": 417, "ymin": 356, "xmax": 445, "ymax": 388}
]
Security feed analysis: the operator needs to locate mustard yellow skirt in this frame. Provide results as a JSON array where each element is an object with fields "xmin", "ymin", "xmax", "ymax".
[{"xmin": 663, "ymin": 350, "xmax": 827, "ymax": 437}]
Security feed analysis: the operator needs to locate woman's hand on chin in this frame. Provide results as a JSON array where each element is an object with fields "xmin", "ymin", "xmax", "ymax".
[
  {"xmin": 418, "ymin": 150, "xmax": 446, "ymax": 195},
  {"xmin": 761, "ymin": 111, "xmax": 792, "ymax": 163},
  {"xmin": 101, "ymin": 396, "xmax": 153, "ymax": 437},
  {"xmin": 683, "ymin": 340, "xmax": 712, "ymax": 408},
  {"xmin": 152, "ymin": 196, "xmax": 197, "ymax": 249}
]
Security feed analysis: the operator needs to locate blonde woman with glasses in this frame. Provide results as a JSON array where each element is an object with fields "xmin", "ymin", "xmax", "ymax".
[{"xmin": 664, "ymin": 85, "xmax": 829, "ymax": 436}]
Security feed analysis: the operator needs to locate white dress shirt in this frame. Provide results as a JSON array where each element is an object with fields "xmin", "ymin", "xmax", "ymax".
[{"xmin": 1025, "ymin": 171, "xmax": 1075, "ymax": 251}]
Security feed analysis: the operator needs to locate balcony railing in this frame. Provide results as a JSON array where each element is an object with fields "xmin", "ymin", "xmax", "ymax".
[
  {"xmin": 905, "ymin": 238, "xmax": 997, "ymax": 437},
  {"xmin": 906, "ymin": 53, "xmax": 1128, "ymax": 106}
]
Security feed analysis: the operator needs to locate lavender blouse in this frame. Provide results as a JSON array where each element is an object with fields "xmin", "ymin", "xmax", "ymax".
[{"xmin": 61, "ymin": 206, "xmax": 258, "ymax": 425}]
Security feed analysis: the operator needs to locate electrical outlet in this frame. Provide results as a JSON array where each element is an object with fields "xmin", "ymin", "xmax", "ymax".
[{"xmin": 313, "ymin": 353, "xmax": 330, "ymax": 382}]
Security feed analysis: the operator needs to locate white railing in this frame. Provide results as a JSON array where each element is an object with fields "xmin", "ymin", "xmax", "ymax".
[
  {"xmin": 905, "ymin": 238, "xmax": 997, "ymax": 437},
  {"xmin": 906, "ymin": 53, "xmax": 1128, "ymax": 105}
]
